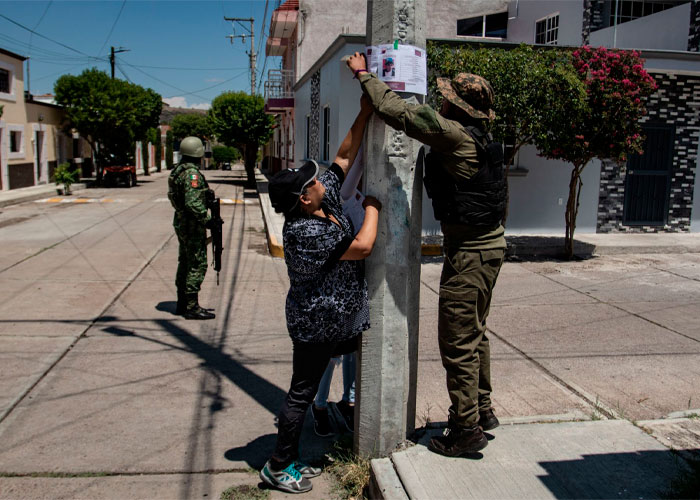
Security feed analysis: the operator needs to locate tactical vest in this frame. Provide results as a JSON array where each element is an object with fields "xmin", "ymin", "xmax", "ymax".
[{"xmin": 423, "ymin": 126, "xmax": 507, "ymax": 229}]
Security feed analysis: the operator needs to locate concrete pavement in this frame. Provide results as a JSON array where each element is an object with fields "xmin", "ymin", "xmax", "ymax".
[{"xmin": 0, "ymin": 164, "xmax": 699, "ymax": 499}]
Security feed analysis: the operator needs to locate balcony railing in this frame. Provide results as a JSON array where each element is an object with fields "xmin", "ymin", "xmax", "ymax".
[{"xmin": 264, "ymin": 69, "xmax": 295, "ymax": 112}]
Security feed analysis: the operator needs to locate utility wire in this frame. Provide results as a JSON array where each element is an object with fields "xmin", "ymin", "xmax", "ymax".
[
  {"xmin": 0, "ymin": 13, "xmax": 91, "ymax": 56},
  {"xmin": 97, "ymin": 0, "xmax": 127, "ymax": 57},
  {"xmin": 28, "ymin": 0, "xmax": 54, "ymax": 57}
]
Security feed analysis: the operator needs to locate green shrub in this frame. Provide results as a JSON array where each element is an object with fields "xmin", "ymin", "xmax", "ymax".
[{"xmin": 52, "ymin": 162, "xmax": 79, "ymax": 194}]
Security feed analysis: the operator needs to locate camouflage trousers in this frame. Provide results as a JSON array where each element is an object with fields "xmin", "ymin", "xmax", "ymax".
[
  {"xmin": 174, "ymin": 217, "xmax": 208, "ymax": 295},
  {"xmin": 438, "ymin": 247, "xmax": 504, "ymax": 428}
]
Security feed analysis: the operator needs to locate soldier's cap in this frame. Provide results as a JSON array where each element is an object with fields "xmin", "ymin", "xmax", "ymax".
[
  {"xmin": 268, "ymin": 160, "xmax": 319, "ymax": 214},
  {"xmin": 437, "ymin": 73, "xmax": 496, "ymax": 122}
]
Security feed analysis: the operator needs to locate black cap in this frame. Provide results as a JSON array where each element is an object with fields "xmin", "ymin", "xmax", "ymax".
[{"xmin": 268, "ymin": 160, "xmax": 319, "ymax": 214}]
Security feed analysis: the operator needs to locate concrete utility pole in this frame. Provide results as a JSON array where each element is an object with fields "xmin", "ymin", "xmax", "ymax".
[
  {"xmin": 224, "ymin": 17, "xmax": 256, "ymax": 95},
  {"xmin": 356, "ymin": 0, "xmax": 426, "ymax": 457}
]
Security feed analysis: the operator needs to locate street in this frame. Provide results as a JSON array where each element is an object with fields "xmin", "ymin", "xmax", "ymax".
[{"xmin": 0, "ymin": 168, "xmax": 699, "ymax": 499}]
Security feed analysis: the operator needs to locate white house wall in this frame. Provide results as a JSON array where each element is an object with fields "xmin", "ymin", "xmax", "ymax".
[
  {"xmin": 589, "ymin": 2, "xmax": 691, "ymax": 51},
  {"xmin": 506, "ymin": 147, "xmax": 601, "ymax": 234},
  {"xmin": 506, "ymin": 0, "xmax": 584, "ymax": 45}
]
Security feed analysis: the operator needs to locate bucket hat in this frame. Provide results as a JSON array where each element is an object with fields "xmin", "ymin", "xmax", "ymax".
[{"xmin": 436, "ymin": 73, "xmax": 495, "ymax": 121}]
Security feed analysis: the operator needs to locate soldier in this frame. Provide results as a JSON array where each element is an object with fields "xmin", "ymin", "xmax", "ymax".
[
  {"xmin": 346, "ymin": 53, "xmax": 506, "ymax": 457},
  {"xmin": 168, "ymin": 136, "xmax": 216, "ymax": 320}
]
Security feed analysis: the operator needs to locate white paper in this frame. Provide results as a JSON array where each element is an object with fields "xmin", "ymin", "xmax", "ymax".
[
  {"xmin": 341, "ymin": 143, "xmax": 366, "ymax": 235},
  {"xmin": 365, "ymin": 44, "xmax": 427, "ymax": 95}
]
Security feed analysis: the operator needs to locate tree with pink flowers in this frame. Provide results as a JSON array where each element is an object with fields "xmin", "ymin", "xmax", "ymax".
[{"xmin": 535, "ymin": 46, "xmax": 657, "ymax": 259}]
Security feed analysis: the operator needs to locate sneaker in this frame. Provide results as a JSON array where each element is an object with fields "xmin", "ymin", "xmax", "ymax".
[
  {"xmin": 293, "ymin": 460, "xmax": 322, "ymax": 478},
  {"xmin": 311, "ymin": 405, "xmax": 333, "ymax": 437},
  {"xmin": 335, "ymin": 400, "xmax": 355, "ymax": 433},
  {"xmin": 428, "ymin": 425, "xmax": 488, "ymax": 457},
  {"xmin": 478, "ymin": 408, "xmax": 500, "ymax": 431},
  {"xmin": 259, "ymin": 460, "xmax": 312, "ymax": 494}
]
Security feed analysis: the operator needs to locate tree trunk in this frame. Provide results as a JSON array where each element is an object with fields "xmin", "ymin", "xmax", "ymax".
[
  {"xmin": 244, "ymin": 144, "xmax": 257, "ymax": 188},
  {"xmin": 564, "ymin": 162, "xmax": 586, "ymax": 259}
]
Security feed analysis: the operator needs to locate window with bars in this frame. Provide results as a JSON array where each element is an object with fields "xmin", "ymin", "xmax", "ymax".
[
  {"xmin": 535, "ymin": 13, "xmax": 559, "ymax": 45},
  {"xmin": 610, "ymin": 1, "xmax": 689, "ymax": 26},
  {"xmin": 0, "ymin": 68, "xmax": 10, "ymax": 94},
  {"xmin": 457, "ymin": 12, "xmax": 508, "ymax": 38},
  {"xmin": 10, "ymin": 130, "xmax": 22, "ymax": 153}
]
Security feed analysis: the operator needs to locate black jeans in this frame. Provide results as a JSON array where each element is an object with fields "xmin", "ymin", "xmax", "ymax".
[{"xmin": 270, "ymin": 336, "xmax": 358, "ymax": 469}]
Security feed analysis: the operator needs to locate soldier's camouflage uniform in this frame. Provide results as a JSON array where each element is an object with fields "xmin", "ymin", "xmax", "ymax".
[
  {"xmin": 358, "ymin": 71, "xmax": 506, "ymax": 429},
  {"xmin": 168, "ymin": 161, "xmax": 211, "ymax": 297}
]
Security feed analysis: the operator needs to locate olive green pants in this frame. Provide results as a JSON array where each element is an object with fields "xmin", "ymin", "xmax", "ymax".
[
  {"xmin": 438, "ymin": 248, "xmax": 504, "ymax": 428},
  {"xmin": 174, "ymin": 219, "xmax": 208, "ymax": 296}
]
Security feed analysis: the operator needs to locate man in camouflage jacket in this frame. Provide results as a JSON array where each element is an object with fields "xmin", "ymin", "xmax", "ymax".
[
  {"xmin": 168, "ymin": 136, "xmax": 215, "ymax": 320},
  {"xmin": 346, "ymin": 53, "xmax": 506, "ymax": 457}
]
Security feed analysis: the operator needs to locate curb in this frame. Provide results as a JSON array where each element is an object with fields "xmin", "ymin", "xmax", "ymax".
[{"xmin": 0, "ymin": 184, "xmax": 88, "ymax": 209}]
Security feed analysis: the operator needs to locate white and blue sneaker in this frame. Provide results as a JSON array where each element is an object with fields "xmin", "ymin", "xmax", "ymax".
[
  {"xmin": 260, "ymin": 460, "xmax": 312, "ymax": 494},
  {"xmin": 293, "ymin": 460, "xmax": 322, "ymax": 478}
]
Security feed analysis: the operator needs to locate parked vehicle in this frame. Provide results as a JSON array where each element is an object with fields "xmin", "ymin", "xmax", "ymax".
[
  {"xmin": 221, "ymin": 162, "xmax": 232, "ymax": 171},
  {"xmin": 104, "ymin": 165, "xmax": 137, "ymax": 187}
]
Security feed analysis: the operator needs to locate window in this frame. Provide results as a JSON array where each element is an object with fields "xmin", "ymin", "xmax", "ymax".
[
  {"xmin": 610, "ymin": 1, "xmax": 689, "ymax": 26},
  {"xmin": 8, "ymin": 125, "xmax": 24, "ymax": 159},
  {"xmin": 0, "ymin": 68, "xmax": 9, "ymax": 94},
  {"xmin": 535, "ymin": 13, "xmax": 559, "ymax": 45},
  {"xmin": 322, "ymin": 106, "xmax": 330, "ymax": 163},
  {"xmin": 457, "ymin": 12, "xmax": 508, "ymax": 38},
  {"xmin": 305, "ymin": 115, "xmax": 310, "ymax": 159}
]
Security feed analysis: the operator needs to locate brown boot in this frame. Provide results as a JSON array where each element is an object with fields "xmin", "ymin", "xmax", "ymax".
[{"xmin": 428, "ymin": 424, "xmax": 487, "ymax": 457}]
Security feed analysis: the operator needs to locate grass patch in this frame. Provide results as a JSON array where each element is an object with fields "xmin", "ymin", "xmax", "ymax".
[
  {"xmin": 220, "ymin": 484, "xmax": 270, "ymax": 500},
  {"xmin": 326, "ymin": 435, "xmax": 371, "ymax": 500}
]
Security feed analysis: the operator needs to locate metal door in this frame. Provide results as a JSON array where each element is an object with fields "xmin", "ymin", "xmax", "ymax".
[{"xmin": 623, "ymin": 124, "xmax": 674, "ymax": 225}]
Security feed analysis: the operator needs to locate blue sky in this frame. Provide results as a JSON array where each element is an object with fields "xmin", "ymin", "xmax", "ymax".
[{"xmin": 0, "ymin": 0, "xmax": 280, "ymax": 109}]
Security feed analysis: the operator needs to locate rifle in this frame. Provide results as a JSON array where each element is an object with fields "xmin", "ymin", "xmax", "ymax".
[{"xmin": 206, "ymin": 189, "xmax": 224, "ymax": 285}]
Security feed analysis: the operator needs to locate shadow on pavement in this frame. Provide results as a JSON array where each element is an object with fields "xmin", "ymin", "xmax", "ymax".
[
  {"xmin": 224, "ymin": 433, "xmax": 277, "ymax": 469},
  {"xmin": 538, "ymin": 449, "xmax": 691, "ymax": 499},
  {"xmin": 155, "ymin": 300, "xmax": 178, "ymax": 315}
]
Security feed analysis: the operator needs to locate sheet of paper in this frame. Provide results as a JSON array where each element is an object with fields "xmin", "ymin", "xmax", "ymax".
[
  {"xmin": 342, "ymin": 189, "xmax": 366, "ymax": 236},
  {"xmin": 365, "ymin": 44, "xmax": 427, "ymax": 95}
]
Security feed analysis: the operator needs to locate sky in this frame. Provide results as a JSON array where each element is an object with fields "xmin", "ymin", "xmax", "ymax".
[{"xmin": 0, "ymin": 0, "xmax": 281, "ymax": 109}]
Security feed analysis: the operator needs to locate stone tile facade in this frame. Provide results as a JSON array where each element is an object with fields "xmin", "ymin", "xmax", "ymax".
[
  {"xmin": 309, "ymin": 70, "xmax": 321, "ymax": 161},
  {"xmin": 582, "ymin": 0, "xmax": 593, "ymax": 45},
  {"xmin": 597, "ymin": 72, "xmax": 700, "ymax": 233},
  {"xmin": 689, "ymin": 0, "xmax": 700, "ymax": 51}
]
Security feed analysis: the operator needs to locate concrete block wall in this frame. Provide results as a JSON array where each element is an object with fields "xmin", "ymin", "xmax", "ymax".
[
  {"xmin": 309, "ymin": 70, "xmax": 321, "ymax": 161},
  {"xmin": 689, "ymin": 0, "xmax": 700, "ymax": 51},
  {"xmin": 597, "ymin": 72, "xmax": 700, "ymax": 233}
]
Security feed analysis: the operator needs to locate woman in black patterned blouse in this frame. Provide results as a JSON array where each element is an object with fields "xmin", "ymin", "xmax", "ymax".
[{"xmin": 260, "ymin": 96, "xmax": 381, "ymax": 494}]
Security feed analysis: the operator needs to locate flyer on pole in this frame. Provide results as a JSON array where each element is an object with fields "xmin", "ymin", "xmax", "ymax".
[{"xmin": 365, "ymin": 44, "xmax": 427, "ymax": 95}]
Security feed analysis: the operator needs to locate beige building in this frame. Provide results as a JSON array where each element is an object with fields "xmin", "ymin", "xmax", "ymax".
[{"xmin": 0, "ymin": 47, "xmax": 89, "ymax": 191}]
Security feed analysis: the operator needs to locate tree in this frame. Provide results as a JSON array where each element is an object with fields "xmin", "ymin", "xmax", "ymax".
[
  {"xmin": 212, "ymin": 145, "xmax": 241, "ymax": 165},
  {"xmin": 54, "ymin": 68, "xmax": 162, "ymax": 184},
  {"xmin": 171, "ymin": 113, "xmax": 211, "ymax": 141},
  {"xmin": 152, "ymin": 128, "xmax": 162, "ymax": 172},
  {"xmin": 535, "ymin": 46, "xmax": 657, "ymax": 258},
  {"xmin": 208, "ymin": 91, "xmax": 274, "ymax": 186},
  {"xmin": 427, "ymin": 43, "xmax": 587, "ymax": 222},
  {"xmin": 165, "ymin": 130, "xmax": 174, "ymax": 169}
]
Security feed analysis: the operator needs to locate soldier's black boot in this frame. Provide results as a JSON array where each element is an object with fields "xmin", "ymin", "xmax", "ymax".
[
  {"xmin": 175, "ymin": 292, "xmax": 186, "ymax": 315},
  {"xmin": 184, "ymin": 293, "xmax": 215, "ymax": 320}
]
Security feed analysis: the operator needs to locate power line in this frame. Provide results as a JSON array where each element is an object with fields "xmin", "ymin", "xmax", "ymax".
[
  {"xmin": 126, "ymin": 64, "xmax": 248, "ymax": 71},
  {"xmin": 29, "ymin": 0, "xmax": 54, "ymax": 56},
  {"xmin": 0, "ymin": 13, "xmax": 91, "ymax": 56},
  {"xmin": 97, "ymin": 0, "xmax": 127, "ymax": 57}
]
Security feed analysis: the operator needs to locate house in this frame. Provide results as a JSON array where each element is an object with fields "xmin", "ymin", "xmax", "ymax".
[
  {"xmin": 263, "ymin": 0, "xmax": 700, "ymax": 234},
  {"xmin": 0, "ymin": 48, "xmax": 90, "ymax": 190}
]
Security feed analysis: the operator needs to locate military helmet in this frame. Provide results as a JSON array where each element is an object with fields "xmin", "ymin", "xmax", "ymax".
[
  {"xmin": 437, "ymin": 73, "xmax": 495, "ymax": 121},
  {"xmin": 180, "ymin": 136, "xmax": 204, "ymax": 158}
]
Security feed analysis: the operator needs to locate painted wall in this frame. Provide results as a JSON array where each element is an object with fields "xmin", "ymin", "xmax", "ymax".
[
  {"xmin": 589, "ymin": 3, "xmax": 691, "ymax": 51},
  {"xmin": 505, "ymin": 0, "xmax": 584, "ymax": 46},
  {"xmin": 506, "ymin": 147, "xmax": 601, "ymax": 234}
]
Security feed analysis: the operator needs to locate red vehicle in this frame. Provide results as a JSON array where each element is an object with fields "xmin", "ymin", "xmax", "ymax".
[{"xmin": 103, "ymin": 165, "xmax": 137, "ymax": 187}]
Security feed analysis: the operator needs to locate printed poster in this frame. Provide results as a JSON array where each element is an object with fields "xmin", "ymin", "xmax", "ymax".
[{"xmin": 365, "ymin": 44, "xmax": 427, "ymax": 95}]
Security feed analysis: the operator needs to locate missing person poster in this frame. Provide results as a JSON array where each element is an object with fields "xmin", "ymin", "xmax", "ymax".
[{"xmin": 365, "ymin": 44, "xmax": 427, "ymax": 95}]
